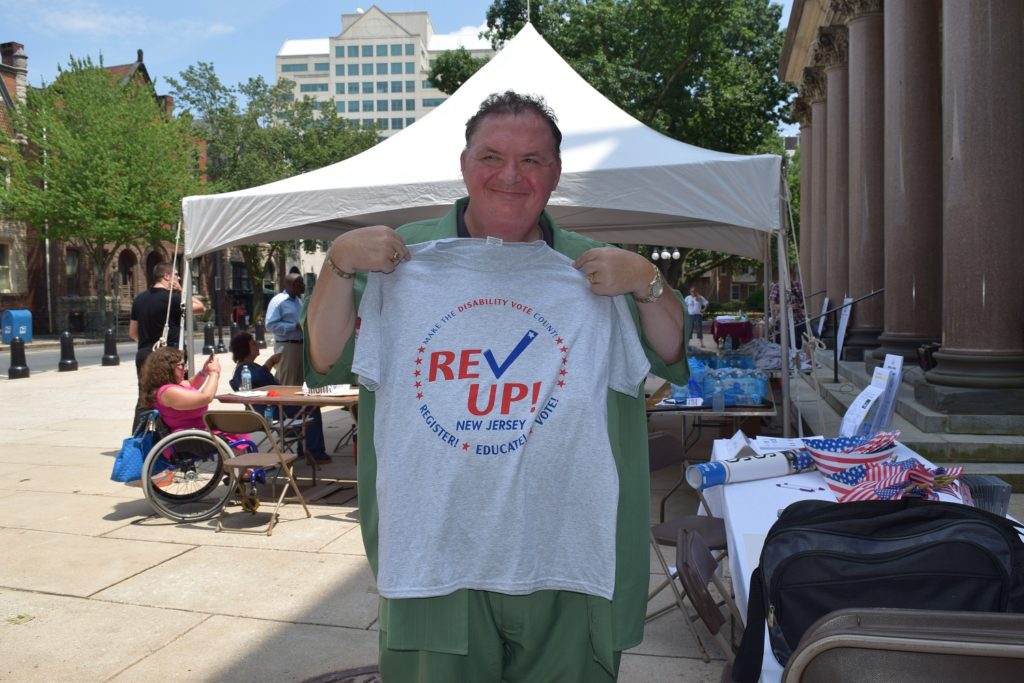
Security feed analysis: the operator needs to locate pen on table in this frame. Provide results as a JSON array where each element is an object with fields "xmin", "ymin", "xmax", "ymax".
[{"xmin": 776, "ymin": 482, "xmax": 825, "ymax": 492}]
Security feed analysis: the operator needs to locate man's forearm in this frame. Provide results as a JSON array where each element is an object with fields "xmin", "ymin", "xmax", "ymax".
[
  {"xmin": 637, "ymin": 293, "xmax": 686, "ymax": 364},
  {"xmin": 306, "ymin": 263, "xmax": 357, "ymax": 374}
]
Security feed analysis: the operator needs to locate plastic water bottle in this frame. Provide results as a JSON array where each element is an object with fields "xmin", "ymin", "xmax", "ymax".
[
  {"xmin": 712, "ymin": 377, "xmax": 726, "ymax": 412},
  {"xmin": 240, "ymin": 365, "xmax": 252, "ymax": 392},
  {"xmin": 263, "ymin": 404, "xmax": 275, "ymax": 426}
]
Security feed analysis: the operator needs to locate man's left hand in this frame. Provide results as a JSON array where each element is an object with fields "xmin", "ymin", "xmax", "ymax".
[{"xmin": 573, "ymin": 248, "xmax": 656, "ymax": 299}]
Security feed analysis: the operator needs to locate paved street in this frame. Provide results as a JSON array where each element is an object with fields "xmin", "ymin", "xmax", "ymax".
[{"xmin": 0, "ymin": 347, "xmax": 728, "ymax": 683}]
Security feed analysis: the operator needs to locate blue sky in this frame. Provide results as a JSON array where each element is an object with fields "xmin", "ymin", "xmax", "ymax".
[{"xmin": 4, "ymin": 0, "xmax": 792, "ymax": 92}]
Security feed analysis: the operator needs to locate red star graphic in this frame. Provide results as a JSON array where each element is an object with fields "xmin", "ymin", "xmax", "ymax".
[
  {"xmin": 416, "ymin": 392, "xmax": 423, "ymax": 400},
  {"xmin": 462, "ymin": 442, "xmax": 470, "ymax": 451},
  {"xmin": 413, "ymin": 369, "xmax": 421, "ymax": 377},
  {"xmin": 560, "ymin": 345, "xmax": 568, "ymax": 353},
  {"xmin": 555, "ymin": 337, "xmax": 563, "ymax": 344},
  {"xmin": 561, "ymin": 357, "xmax": 568, "ymax": 365},
  {"xmin": 418, "ymin": 346, "xmax": 425, "ymax": 353},
  {"xmin": 415, "ymin": 381, "xmax": 422, "ymax": 388},
  {"xmin": 415, "ymin": 357, "xmax": 423, "ymax": 365},
  {"xmin": 557, "ymin": 379, "xmax": 565, "ymax": 387},
  {"xmin": 559, "ymin": 369, "xmax": 567, "ymax": 376}
]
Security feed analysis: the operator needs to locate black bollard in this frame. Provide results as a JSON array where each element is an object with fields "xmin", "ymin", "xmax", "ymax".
[
  {"xmin": 101, "ymin": 328, "xmax": 120, "ymax": 366},
  {"xmin": 215, "ymin": 323, "xmax": 226, "ymax": 354},
  {"xmin": 202, "ymin": 322, "xmax": 215, "ymax": 355},
  {"xmin": 255, "ymin": 321, "xmax": 267, "ymax": 349},
  {"xmin": 229, "ymin": 322, "xmax": 240, "ymax": 344},
  {"xmin": 58, "ymin": 330, "xmax": 78, "ymax": 372},
  {"xmin": 7, "ymin": 336, "xmax": 29, "ymax": 379}
]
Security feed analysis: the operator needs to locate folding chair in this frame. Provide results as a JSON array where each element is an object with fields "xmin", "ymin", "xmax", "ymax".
[
  {"xmin": 782, "ymin": 608, "xmax": 1024, "ymax": 682},
  {"xmin": 676, "ymin": 528, "xmax": 744, "ymax": 664},
  {"xmin": 202, "ymin": 410, "xmax": 311, "ymax": 536}
]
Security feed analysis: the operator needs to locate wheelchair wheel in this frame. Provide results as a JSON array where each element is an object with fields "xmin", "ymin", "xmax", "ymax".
[{"xmin": 141, "ymin": 429, "xmax": 235, "ymax": 523}]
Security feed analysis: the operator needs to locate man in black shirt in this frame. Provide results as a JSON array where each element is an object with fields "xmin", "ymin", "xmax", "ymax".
[{"xmin": 129, "ymin": 262, "xmax": 205, "ymax": 428}]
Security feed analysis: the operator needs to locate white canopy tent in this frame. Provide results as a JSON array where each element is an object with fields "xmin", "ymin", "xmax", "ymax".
[
  {"xmin": 181, "ymin": 23, "xmax": 780, "ymax": 260},
  {"xmin": 179, "ymin": 23, "xmax": 793, "ymax": 433}
]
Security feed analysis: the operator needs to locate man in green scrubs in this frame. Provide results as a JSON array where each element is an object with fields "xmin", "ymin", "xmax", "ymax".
[{"xmin": 305, "ymin": 91, "xmax": 687, "ymax": 682}]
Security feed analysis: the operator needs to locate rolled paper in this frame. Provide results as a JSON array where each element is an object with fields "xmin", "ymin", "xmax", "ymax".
[{"xmin": 686, "ymin": 450, "xmax": 815, "ymax": 490}]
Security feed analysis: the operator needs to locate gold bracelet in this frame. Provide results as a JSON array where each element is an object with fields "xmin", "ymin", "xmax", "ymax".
[{"xmin": 326, "ymin": 254, "xmax": 355, "ymax": 280}]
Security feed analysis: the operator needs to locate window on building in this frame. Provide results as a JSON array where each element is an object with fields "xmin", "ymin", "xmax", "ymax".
[
  {"xmin": 731, "ymin": 285, "xmax": 741, "ymax": 301},
  {"xmin": 406, "ymin": 80, "xmax": 415, "ymax": 91},
  {"xmin": 377, "ymin": 63, "xmax": 388, "ymax": 75},
  {"xmin": 348, "ymin": 101, "xmax": 360, "ymax": 112},
  {"xmin": 348, "ymin": 63, "xmax": 359, "ymax": 76},
  {"xmin": 377, "ymin": 100, "xmax": 389, "ymax": 112},
  {"xmin": 391, "ymin": 80, "xmax": 403, "ymax": 93},
  {"xmin": 347, "ymin": 82, "xmax": 359, "ymax": 94},
  {"xmin": 391, "ymin": 99, "xmax": 403, "ymax": 111},
  {"xmin": 335, "ymin": 83, "xmax": 345, "ymax": 94},
  {"xmin": 390, "ymin": 44, "xmax": 402, "ymax": 56},
  {"xmin": 314, "ymin": 62, "xmax": 329, "ymax": 71},
  {"xmin": 361, "ymin": 45, "xmax": 373, "ymax": 57},
  {"xmin": 405, "ymin": 62, "xmax": 415, "ymax": 74},
  {"xmin": 391, "ymin": 62, "xmax": 402, "ymax": 74},
  {"xmin": 231, "ymin": 262, "xmax": 251, "ymax": 291},
  {"xmin": 335, "ymin": 101, "xmax": 346, "ymax": 113},
  {"xmin": 348, "ymin": 45, "xmax": 359, "ymax": 58},
  {"xmin": 405, "ymin": 98, "xmax": 415, "ymax": 111},
  {"xmin": 281, "ymin": 63, "xmax": 308, "ymax": 73},
  {"xmin": 422, "ymin": 97, "xmax": 446, "ymax": 107},
  {"xmin": 335, "ymin": 46, "xmax": 344, "ymax": 58},
  {"xmin": 0, "ymin": 242, "xmax": 10, "ymax": 291},
  {"xmin": 363, "ymin": 118, "xmax": 374, "ymax": 129},
  {"xmin": 361, "ymin": 63, "xmax": 373, "ymax": 76},
  {"xmin": 377, "ymin": 81, "xmax": 388, "ymax": 93},
  {"xmin": 335, "ymin": 65, "xmax": 345, "ymax": 76},
  {"xmin": 406, "ymin": 117, "xmax": 415, "ymax": 127},
  {"xmin": 363, "ymin": 100, "xmax": 374, "ymax": 112},
  {"xmin": 66, "ymin": 248, "xmax": 80, "ymax": 296},
  {"xmin": 376, "ymin": 44, "xmax": 388, "ymax": 56},
  {"xmin": 377, "ymin": 118, "xmax": 389, "ymax": 130},
  {"xmin": 391, "ymin": 118, "xmax": 404, "ymax": 130},
  {"xmin": 362, "ymin": 81, "xmax": 373, "ymax": 93},
  {"xmin": 405, "ymin": 43, "xmax": 415, "ymax": 56},
  {"xmin": 299, "ymin": 82, "xmax": 328, "ymax": 93},
  {"xmin": 422, "ymin": 79, "xmax": 434, "ymax": 89}
]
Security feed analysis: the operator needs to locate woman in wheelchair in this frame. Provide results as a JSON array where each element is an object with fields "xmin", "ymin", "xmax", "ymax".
[{"xmin": 136, "ymin": 348, "xmax": 253, "ymax": 523}]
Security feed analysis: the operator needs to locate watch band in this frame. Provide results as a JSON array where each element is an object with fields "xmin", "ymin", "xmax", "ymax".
[{"xmin": 634, "ymin": 264, "xmax": 664, "ymax": 304}]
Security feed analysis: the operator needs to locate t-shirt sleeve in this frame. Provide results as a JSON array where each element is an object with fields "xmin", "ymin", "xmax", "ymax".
[
  {"xmin": 351, "ymin": 272, "xmax": 383, "ymax": 391},
  {"xmin": 607, "ymin": 295, "xmax": 651, "ymax": 397}
]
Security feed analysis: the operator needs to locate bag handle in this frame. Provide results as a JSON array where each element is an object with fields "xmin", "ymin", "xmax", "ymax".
[
  {"xmin": 153, "ymin": 221, "xmax": 184, "ymax": 353},
  {"xmin": 732, "ymin": 566, "xmax": 766, "ymax": 682}
]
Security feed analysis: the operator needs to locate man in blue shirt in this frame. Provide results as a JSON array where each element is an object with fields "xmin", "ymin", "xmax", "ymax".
[{"xmin": 265, "ymin": 272, "xmax": 306, "ymax": 385}]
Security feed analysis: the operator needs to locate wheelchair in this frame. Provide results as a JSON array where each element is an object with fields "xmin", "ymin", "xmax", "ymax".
[{"xmin": 138, "ymin": 411, "xmax": 254, "ymax": 524}]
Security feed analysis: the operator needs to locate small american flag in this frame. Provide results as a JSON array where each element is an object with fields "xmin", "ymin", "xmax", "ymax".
[
  {"xmin": 802, "ymin": 431, "xmax": 901, "ymax": 475},
  {"xmin": 824, "ymin": 458, "xmax": 966, "ymax": 503}
]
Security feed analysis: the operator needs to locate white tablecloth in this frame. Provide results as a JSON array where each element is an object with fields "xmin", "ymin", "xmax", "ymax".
[{"xmin": 705, "ymin": 440, "xmax": 962, "ymax": 682}]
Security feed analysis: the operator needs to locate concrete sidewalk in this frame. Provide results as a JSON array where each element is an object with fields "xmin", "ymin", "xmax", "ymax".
[{"xmin": 0, "ymin": 350, "xmax": 727, "ymax": 682}]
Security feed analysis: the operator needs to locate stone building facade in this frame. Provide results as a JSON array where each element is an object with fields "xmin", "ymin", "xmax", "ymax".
[{"xmin": 781, "ymin": 0, "xmax": 1023, "ymax": 415}]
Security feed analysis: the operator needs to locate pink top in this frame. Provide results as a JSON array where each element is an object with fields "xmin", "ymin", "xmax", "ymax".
[{"xmin": 155, "ymin": 384, "xmax": 208, "ymax": 431}]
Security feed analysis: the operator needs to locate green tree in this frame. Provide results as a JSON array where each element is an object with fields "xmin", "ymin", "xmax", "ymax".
[
  {"xmin": 427, "ymin": 47, "xmax": 491, "ymax": 95},
  {"xmin": 166, "ymin": 65, "xmax": 379, "ymax": 320},
  {"xmin": 0, "ymin": 56, "xmax": 202, "ymax": 328}
]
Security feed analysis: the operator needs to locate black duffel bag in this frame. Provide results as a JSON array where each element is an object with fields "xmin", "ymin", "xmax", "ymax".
[{"xmin": 733, "ymin": 498, "xmax": 1024, "ymax": 682}]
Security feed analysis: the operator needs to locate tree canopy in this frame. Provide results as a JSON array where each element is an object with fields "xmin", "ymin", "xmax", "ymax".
[
  {"xmin": 427, "ymin": 47, "xmax": 491, "ymax": 95},
  {"xmin": 0, "ymin": 56, "xmax": 203, "ymax": 326}
]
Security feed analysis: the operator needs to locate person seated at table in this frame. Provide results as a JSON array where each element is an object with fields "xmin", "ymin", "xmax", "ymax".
[{"xmin": 228, "ymin": 332, "xmax": 330, "ymax": 464}]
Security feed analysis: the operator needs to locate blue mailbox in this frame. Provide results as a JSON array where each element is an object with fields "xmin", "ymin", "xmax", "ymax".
[{"xmin": 2, "ymin": 309, "xmax": 32, "ymax": 344}]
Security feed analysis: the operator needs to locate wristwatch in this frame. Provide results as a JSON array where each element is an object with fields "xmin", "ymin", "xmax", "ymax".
[{"xmin": 635, "ymin": 264, "xmax": 664, "ymax": 304}]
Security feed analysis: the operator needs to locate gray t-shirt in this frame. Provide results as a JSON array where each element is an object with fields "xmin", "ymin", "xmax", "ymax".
[{"xmin": 353, "ymin": 238, "xmax": 650, "ymax": 600}]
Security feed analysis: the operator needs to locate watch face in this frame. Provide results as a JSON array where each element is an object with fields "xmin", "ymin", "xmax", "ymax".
[{"xmin": 651, "ymin": 279, "xmax": 664, "ymax": 298}]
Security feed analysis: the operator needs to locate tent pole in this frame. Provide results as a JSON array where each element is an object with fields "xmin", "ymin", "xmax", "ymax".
[{"xmin": 777, "ymin": 182, "xmax": 792, "ymax": 438}]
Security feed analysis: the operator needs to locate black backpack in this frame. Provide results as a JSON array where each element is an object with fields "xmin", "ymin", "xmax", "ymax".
[{"xmin": 733, "ymin": 498, "xmax": 1024, "ymax": 683}]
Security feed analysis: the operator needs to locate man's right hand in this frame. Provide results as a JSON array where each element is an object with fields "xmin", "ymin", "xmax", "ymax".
[{"xmin": 326, "ymin": 225, "xmax": 411, "ymax": 275}]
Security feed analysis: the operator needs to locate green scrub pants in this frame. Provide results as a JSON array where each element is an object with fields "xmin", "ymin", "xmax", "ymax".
[{"xmin": 379, "ymin": 590, "xmax": 621, "ymax": 682}]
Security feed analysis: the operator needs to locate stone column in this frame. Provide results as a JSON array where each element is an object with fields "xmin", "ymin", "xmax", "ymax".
[
  {"xmin": 805, "ymin": 67, "xmax": 829, "ymax": 327},
  {"xmin": 842, "ymin": 0, "xmax": 884, "ymax": 361},
  {"xmin": 792, "ymin": 98, "xmax": 813, "ymax": 298},
  {"xmin": 872, "ymin": 0, "xmax": 943, "ymax": 365},
  {"xmin": 919, "ymin": 0, "xmax": 1024, "ymax": 412},
  {"xmin": 816, "ymin": 26, "xmax": 850, "ymax": 330}
]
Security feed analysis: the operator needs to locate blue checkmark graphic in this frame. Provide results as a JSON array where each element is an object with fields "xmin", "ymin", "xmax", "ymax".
[{"xmin": 484, "ymin": 330, "xmax": 539, "ymax": 379}]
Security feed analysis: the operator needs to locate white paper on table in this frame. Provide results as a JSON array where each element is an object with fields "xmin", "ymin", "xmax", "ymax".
[
  {"xmin": 752, "ymin": 436, "xmax": 822, "ymax": 454},
  {"xmin": 839, "ymin": 382, "xmax": 885, "ymax": 437},
  {"xmin": 719, "ymin": 430, "xmax": 756, "ymax": 460},
  {"xmin": 299, "ymin": 383, "xmax": 359, "ymax": 396},
  {"xmin": 232, "ymin": 390, "xmax": 268, "ymax": 397}
]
